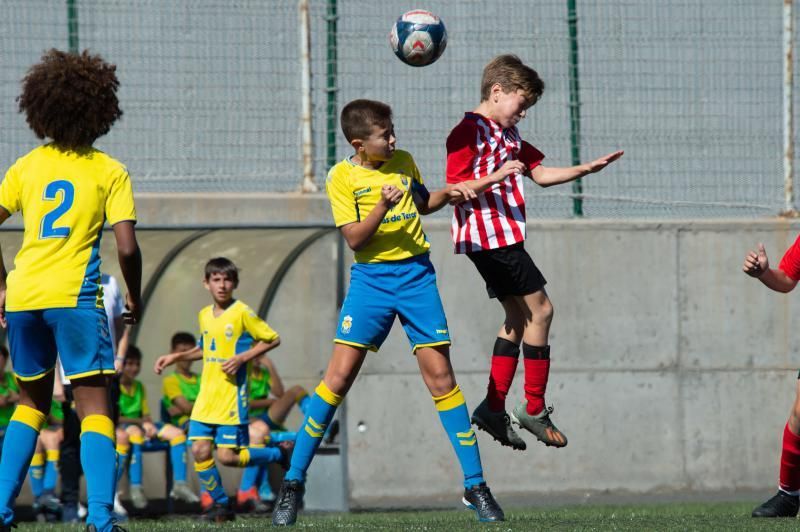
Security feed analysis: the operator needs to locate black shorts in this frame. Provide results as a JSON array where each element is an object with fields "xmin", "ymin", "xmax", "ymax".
[{"xmin": 466, "ymin": 242, "xmax": 547, "ymax": 301}]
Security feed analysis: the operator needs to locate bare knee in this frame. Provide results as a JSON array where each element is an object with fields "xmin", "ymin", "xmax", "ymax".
[
  {"xmin": 249, "ymin": 421, "xmax": 268, "ymax": 443},
  {"xmin": 216, "ymin": 447, "xmax": 239, "ymax": 467},
  {"xmin": 116, "ymin": 428, "xmax": 130, "ymax": 446},
  {"xmin": 40, "ymin": 430, "xmax": 61, "ymax": 449},
  {"xmin": 159, "ymin": 424, "xmax": 183, "ymax": 441},
  {"xmin": 532, "ymin": 297, "xmax": 554, "ymax": 327},
  {"xmin": 191, "ymin": 440, "xmax": 212, "ymax": 462}
]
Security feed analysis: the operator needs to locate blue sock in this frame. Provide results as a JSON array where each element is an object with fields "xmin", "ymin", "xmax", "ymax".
[
  {"xmin": 239, "ymin": 464, "xmax": 260, "ymax": 491},
  {"xmin": 129, "ymin": 441, "xmax": 143, "ymax": 487},
  {"xmin": 297, "ymin": 394, "xmax": 311, "ymax": 416},
  {"xmin": 43, "ymin": 450, "xmax": 59, "ymax": 493},
  {"xmin": 285, "ymin": 382, "xmax": 342, "ymax": 483},
  {"xmin": 195, "ymin": 458, "xmax": 228, "ymax": 504},
  {"xmin": 115, "ymin": 445, "xmax": 130, "ymax": 485},
  {"xmin": 434, "ymin": 386, "xmax": 485, "ymax": 488},
  {"xmin": 241, "ymin": 446, "xmax": 282, "ymax": 466},
  {"xmin": 81, "ymin": 415, "xmax": 116, "ymax": 532},
  {"xmin": 257, "ymin": 467, "xmax": 274, "ymax": 501},
  {"xmin": 28, "ymin": 453, "xmax": 45, "ymax": 499},
  {"xmin": 0, "ymin": 406, "xmax": 46, "ymax": 525},
  {"xmin": 168, "ymin": 437, "xmax": 187, "ymax": 483}
]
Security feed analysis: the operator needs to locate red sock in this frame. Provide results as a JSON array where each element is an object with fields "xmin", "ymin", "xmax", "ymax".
[
  {"xmin": 486, "ymin": 338, "xmax": 520, "ymax": 412},
  {"xmin": 780, "ymin": 423, "xmax": 800, "ymax": 492},
  {"xmin": 522, "ymin": 344, "xmax": 550, "ymax": 416}
]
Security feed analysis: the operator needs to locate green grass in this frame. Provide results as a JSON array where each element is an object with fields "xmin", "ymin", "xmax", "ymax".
[{"xmin": 13, "ymin": 501, "xmax": 800, "ymax": 531}]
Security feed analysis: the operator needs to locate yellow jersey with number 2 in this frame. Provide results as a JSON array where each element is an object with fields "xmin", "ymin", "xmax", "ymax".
[{"xmin": 0, "ymin": 144, "xmax": 136, "ymax": 311}]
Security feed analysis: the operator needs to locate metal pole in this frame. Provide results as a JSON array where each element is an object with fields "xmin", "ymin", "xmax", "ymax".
[
  {"xmin": 567, "ymin": 0, "xmax": 583, "ymax": 217},
  {"xmin": 326, "ymin": 0, "xmax": 339, "ymax": 171},
  {"xmin": 784, "ymin": 0, "xmax": 795, "ymax": 214},
  {"xmin": 67, "ymin": 0, "xmax": 79, "ymax": 53},
  {"xmin": 299, "ymin": 0, "xmax": 318, "ymax": 192}
]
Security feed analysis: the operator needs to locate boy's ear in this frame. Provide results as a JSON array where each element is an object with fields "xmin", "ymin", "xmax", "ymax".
[
  {"xmin": 350, "ymin": 138, "xmax": 364, "ymax": 152},
  {"xmin": 490, "ymin": 83, "xmax": 505, "ymax": 102}
]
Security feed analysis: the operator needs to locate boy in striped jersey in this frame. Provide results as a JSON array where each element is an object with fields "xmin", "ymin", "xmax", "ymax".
[{"xmin": 446, "ymin": 55, "xmax": 623, "ymax": 450}]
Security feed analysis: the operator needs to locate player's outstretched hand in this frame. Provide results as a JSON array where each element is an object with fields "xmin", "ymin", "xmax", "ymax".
[
  {"xmin": 586, "ymin": 150, "xmax": 624, "ymax": 173},
  {"xmin": 221, "ymin": 355, "xmax": 245, "ymax": 375},
  {"xmin": 154, "ymin": 354, "xmax": 174, "ymax": 375},
  {"xmin": 380, "ymin": 184, "xmax": 404, "ymax": 208},
  {"xmin": 743, "ymin": 243, "xmax": 770, "ymax": 278},
  {"xmin": 123, "ymin": 292, "xmax": 142, "ymax": 324},
  {"xmin": 447, "ymin": 182, "xmax": 477, "ymax": 204}
]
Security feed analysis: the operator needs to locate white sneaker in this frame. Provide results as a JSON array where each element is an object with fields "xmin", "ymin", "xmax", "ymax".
[
  {"xmin": 113, "ymin": 493, "xmax": 128, "ymax": 517},
  {"xmin": 77, "ymin": 501, "xmax": 87, "ymax": 520}
]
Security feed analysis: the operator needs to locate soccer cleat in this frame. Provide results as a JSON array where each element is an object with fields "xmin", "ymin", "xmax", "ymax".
[
  {"xmin": 471, "ymin": 398, "xmax": 526, "ymax": 451},
  {"xmin": 113, "ymin": 493, "xmax": 128, "ymax": 517},
  {"xmin": 462, "ymin": 483, "xmax": 504, "ymax": 522},
  {"xmin": 77, "ymin": 502, "xmax": 88, "ymax": 520},
  {"xmin": 510, "ymin": 402, "xmax": 568, "ymax": 448},
  {"xmin": 61, "ymin": 503, "xmax": 80, "ymax": 523},
  {"xmin": 200, "ymin": 491, "xmax": 214, "ymax": 512},
  {"xmin": 170, "ymin": 481, "xmax": 200, "ymax": 503},
  {"xmin": 86, "ymin": 525, "xmax": 128, "ymax": 532},
  {"xmin": 752, "ymin": 490, "xmax": 800, "ymax": 517},
  {"xmin": 201, "ymin": 502, "xmax": 236, "ymax": 523},
  {"xmin": 272, "ymin": 479, "xmax": 305, "ymax": 526},
  {"xmin": 39, "ymin": 492, "xmax": 62, "ymax": 523},
  {"xmin": 129, "ymin": 485, "xmax": 148, "ymax": 510}
]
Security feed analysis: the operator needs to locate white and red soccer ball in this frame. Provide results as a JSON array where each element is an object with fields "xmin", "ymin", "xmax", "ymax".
[{"xmin": 389, "ymin": 10, "xmax": 447, "ymax": 67}]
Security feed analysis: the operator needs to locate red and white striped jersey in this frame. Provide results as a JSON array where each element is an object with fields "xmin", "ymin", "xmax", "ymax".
[{"xmin": 446, "ymin": 112, "xmax": 544, "ymax": 254}]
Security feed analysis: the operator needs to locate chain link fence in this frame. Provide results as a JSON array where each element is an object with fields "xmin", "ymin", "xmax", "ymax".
[{"xmin": 0, "ymin": 1, "xmax": 795, "ymax": 217}]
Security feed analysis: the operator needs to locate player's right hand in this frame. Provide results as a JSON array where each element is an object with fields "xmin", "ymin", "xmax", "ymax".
[
  {"xmin": 493, "ymin": 160, "xmax": 527, "ymax": 181},
  {"xmin": 153, "ymin": 354, "xmax": 173, "ymax": 375},
  {"xmin": 123, "ymin": 293, "xmax": 143, "ymax": 324},
  {"xmin": 380, "ymin": 184, "xmax": 404, "ymax": 207},
  {"xmin": 743, "ymin": 243, "xmax": 769, "ymax": 277}
]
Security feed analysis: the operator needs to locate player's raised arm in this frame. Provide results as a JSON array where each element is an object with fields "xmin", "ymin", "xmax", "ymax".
[
  {"xmin": 529, "ymin": 150, "xmax": 624, "ymax": 188},
  {"xmin": 340, "ymin": 185, "xmax": 403, "ymax": 251},
  {"xmin": 743, "ymin": 243, "xmax": 798, "ymax": 293}
]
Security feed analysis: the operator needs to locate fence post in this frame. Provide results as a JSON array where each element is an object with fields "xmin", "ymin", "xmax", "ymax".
[
  {"xmin": 326, "ymin": 0, "xmax": 338, "ymax": 173},
  {"xmin": 784, "ymin": 0, "xmax": 796, "ymax": 214},
  {"xmin": 567, "ymin": 0, "xmax": 583, "ymax": 217},
  {"xmin": 67, "ymin": 0, "xmax": 78, "ymax": 52},
  {"xmin": 299, "ymin": 0, "xmax": 318, "ymax": 192}
]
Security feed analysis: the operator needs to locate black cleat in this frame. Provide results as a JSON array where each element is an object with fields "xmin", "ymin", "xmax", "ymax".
[
  {"xmin": 463, "ymin": 483, "xmax": 504, "ymax": 522},
  {"xmin": 471, "ymin": 399, "xmax": 526, "ymax": 451},
  {"xmin": 752, "ymin": 490, "xmax": 800, "ymax": 517},
  {"xmin": 272, "ymin": 480, "xmax": 305, "ymax": 526},
  {"xmin": 201, "ymin": 502, "xmax": 236, "ymax": 523}
]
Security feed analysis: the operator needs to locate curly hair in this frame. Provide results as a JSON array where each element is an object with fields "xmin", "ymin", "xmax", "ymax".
[{"xmin": 18, "ymin": 49, "xmax": 122, "ymax": 149}]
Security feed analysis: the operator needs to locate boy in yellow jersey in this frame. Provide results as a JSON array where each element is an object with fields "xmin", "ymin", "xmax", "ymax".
[
  {"xmin": 0, "ymin": 49, "xmax": 142, "ymax": 532},
  {"xmin": 154, "ymin": 258, "xmax": 292, "ymax": 523},
  {"xmin": 273, "ymin": 99, "xmax": 503, "ymax": 526},
  {"xmin": 161, "ymin": 332, "xmax": 201, "ymax": 431},
  {"xmin": 116, "ymin": 346, "xmax": 198, "ymax": 510}
]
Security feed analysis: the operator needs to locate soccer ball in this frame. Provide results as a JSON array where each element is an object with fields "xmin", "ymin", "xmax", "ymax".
[{"xmin": 389, "ymin": 10, "xmax": 447, "ymax": 67}]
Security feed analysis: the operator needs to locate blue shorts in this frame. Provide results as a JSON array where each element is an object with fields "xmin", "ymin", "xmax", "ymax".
[
  {"xmin": 6, "ymin": 308, "xmax": 114, "ymax": 381},
  {"xmin": 335, "ymin": 253, "xmax": 451, "ymax": 352},
  {"xmin": 188, "ymin": 420, "xmax": 249, "ymax": 449},
  {"xmin": 255, "ymin": 412, "xmax": 286, "ymax": 431}
]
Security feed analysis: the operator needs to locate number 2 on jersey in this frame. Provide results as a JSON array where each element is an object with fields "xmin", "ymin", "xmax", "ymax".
[{"xmin": 39, "ymin": 180, "xmax": 74, "ymax": 239}]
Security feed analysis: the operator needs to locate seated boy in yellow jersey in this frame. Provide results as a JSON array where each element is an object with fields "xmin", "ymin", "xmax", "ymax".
[
  {"xmin": 273, "ymin": 99, "xmax": 504, "ymax": 526},
  {"xmin": 161, "ymin": 332, "xmax": 202, "ymax": 431},
  {"xmin": 0, "ymin": 50, "xmax": 142, "ymax": 532},
  {"xmin": 116, "ymin": 346, "xmax": 198, "ymax": 510},
  {"xmin": 154, "ymin": 258, "xmax": 292, "ymax": 523}
]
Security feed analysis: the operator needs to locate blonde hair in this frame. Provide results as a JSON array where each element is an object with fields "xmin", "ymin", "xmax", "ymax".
[{"xmin": 481, "ymin": 54, "xmax": 544, "ymax": 105}]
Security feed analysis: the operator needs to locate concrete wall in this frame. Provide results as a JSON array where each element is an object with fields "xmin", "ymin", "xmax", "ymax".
[{"xmin": 3, "ymin": 197, "xmax": 800, "ymax": 505}]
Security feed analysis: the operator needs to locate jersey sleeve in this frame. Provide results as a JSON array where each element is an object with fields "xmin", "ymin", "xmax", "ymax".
[
  {"xmin": 407, "ymin": 153, "xmax": 430, "ymax": 203},
  {"xmin": 518, "ymin": 140, "xmax": 545, "ymax": 172},
  {"xmin": 325, "ymin": 166, "xmax": 358, "ymax": 227},
  {"xmin": 162, "ymin": 375, "xmax": 183, "ymax": 401},
  {"xmin": 140, "ymin": 383, "xmax": 150, "ymax": 416},
  {"xmin": 0, "ymin": 166, "xmax": 22, "ymax": 215},
  {"xmin": 446, "ymin": 121, "xmax": 479, "ymax": 184},
  {"xmin": 779, "ymin": 234, "xmax": 800, "ymax": 280},
  {"xmin": 105, "ymin": 167, "xmax": 137, "ymax": 226},
  {"xmin": 242, "ymin": 307, "xmax": 279, "ymax": 344}
]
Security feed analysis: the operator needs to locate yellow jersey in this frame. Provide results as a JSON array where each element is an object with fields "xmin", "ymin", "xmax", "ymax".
[
  {"xmin": 0, "ymin": 144, "xmax": 136, "ymax": 311},
  {"xmin": 326, "ymin": 150, "xmax": 430, "ymax": 263},
  {"xmin": 191, "ymin": 300, "xmax": 279, "ymax": 425}
]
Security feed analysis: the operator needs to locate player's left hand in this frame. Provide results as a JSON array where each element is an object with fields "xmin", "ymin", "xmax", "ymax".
[
  {"xmin": 743, "ymin": 243, "xmax": 770, "ymax": 277},
  {"xmin": 586, "ymin": 150, "xmax": 624, "ymax": 173},
  {"xmin": 123, "ymin": 293, "xmax": 142, "ymax": 324},
  {"xmin": 447, "ymin": 183, "xmax": 477, "ymax": 204},
  {"xmin": 221, "ymin": 355, "xmax": 244, "ymax": 375}
]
